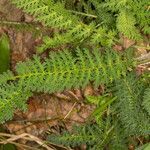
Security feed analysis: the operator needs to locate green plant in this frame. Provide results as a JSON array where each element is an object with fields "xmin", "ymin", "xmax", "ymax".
[
  {"xmin": 0, "ymin": 20, "xmax": 45, "ymax": 37},
  {"xmin": 48, "ymin": 123, "xmax": 115, "ymax": 150},
  {"xmin": 0, "ymin": 0, "xmax": 149, "ymax": 149},
  {"xmin": 103, "ymin": 0, "xmax": 150, "ymax": 38},
  {"xmin": 48, "ymin": 121, "xmax": 129, "ymax": 150},
  {"xmin": 114, "ymin": 73, "xmax": 150, "ymax": 135},
  {"xmin": 143, "ymin": 88, "xmax": 150, "ymax": 116},
  {"xmin": 86, "ymin": 94, "xmax": 116, "ymax": 125},
  {"xmin": 48, "ymin": 73, "xmax": 150, "ymax": 149},
  {"xmin": 0, "ymin": 48, "xmax": 134, "ymax": 123},
  {"xmin": 48, "ymin": 94, "xmax": 120, "ymax": 149},
  {"xmin": 10, "ymin": 0, "xmax": 149, "ymax": 53}
]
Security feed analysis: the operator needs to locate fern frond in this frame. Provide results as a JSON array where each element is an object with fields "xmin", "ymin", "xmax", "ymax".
[
  {"xmin": 0, "ymin": 70, "xmax": 14, "ymax": 85},
  {"xmin": 114, "ymin": 73, "xmax": 150, "ymax": 135},
  {"xmin": 103, "ymin": 0, "xmax": 131, "ymax": 11},
  {"xmin": 48, "ymin": 123, "xmax": 115, "ymax": 150},
  {"xmin": 109, "ymin": 122, "xmax": 128, "ymax": 150},
  {"xmin": 0, "ymin": 84, "xmax": 32, "ymax": 123},
  {"xmin": 131, "ymin": 0, "xmax": 150, "ymax": 34},
  {"xmin": 0, "ymin": 48, "xmax": 134, "ymax": 122},
  {"xmin": 47, "ymin": 107, "xmax": 129, "ymax": 149},
  {"xmin": 143, "ymin": 88, "xmax": 150, "ymax": 116},
  {"xmin": 117, "ymin": 10, "xmax": 141, "ymax": 40},
  {"xmin": 37, "ymin": 24, "xmax": 95, "ymax": 53},
  {"xmin": 1, "ymin": 48, "xmax": 133, "ymax": 90},
  {"xmin": 11, "ymin": 0, "xmax": 79, "ymax": 29},
  {"xmin": 104, "ymin": 0, "xmax": 149, "ymax": 39},
  {"xmin": 11, "ymin": 0, "xmax": 149, "ymax": 52},
  {"xmin": 89, "ymin": 0, "xmax": 115, "ymax": 28},
  {"xmin": 11, "ymin": 0, "xmax": 117, "ymax": 52},
  {"xmin": 48, "ymin": 124, "xmax": 102, "ymax": 148},
  {"xmin": 0, "ymin": 20, "xmax": 41, "ymax": 34},
  {"xmin": 90, "ymin": 26, "xmax": 116, "ymax": 47}
]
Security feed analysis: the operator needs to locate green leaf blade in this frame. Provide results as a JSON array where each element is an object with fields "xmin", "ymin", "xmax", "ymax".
[{"xmin": 0, "ymin": 34, "xmax": 10, "ymax": 74}]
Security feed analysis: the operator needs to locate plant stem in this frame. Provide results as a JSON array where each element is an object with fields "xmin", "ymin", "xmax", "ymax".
[{"xmin": 69, "ymin": 10, "xmax": 97, "ymax": 18}]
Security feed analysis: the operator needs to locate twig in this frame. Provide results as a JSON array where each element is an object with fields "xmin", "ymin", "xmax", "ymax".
[
  {"xmin": 138, "ymin": 61, "xmax": 150, "ymax": 66},
  {"xmin": 0, "ymin": 132, "xmax": 54, "ymax": 150},
  {"xmin": 0, "ymin": 133, "xmax": 38, "ymax": 150},
  {"xmin": 136, "ymin": 52, "xmax": 150, "ymax": 68},
  {"xmin": 69, "ymin": 10, "xmax": 97, "ymax": 18},
  {"xmin": 64, "ymin": 102, "xmax": 77, "ymax": 119},
  {"xmin": 54, "ymin": 93, "xmax": 71, "ymax": 100},
  {"xmin": 136, "ymin": 52, "xmax": 150, "ymax": 61},
  {"xmin": 9, "ymin": 116, "xmax": 62, "ymax": 123},
  {"xmin": 68, "ymin": 91, "xmax": 80, "ymax": 100}
]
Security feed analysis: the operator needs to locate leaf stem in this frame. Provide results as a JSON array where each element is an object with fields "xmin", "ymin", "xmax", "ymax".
[{"xmin": 69, "ymin": 10, "xmax": 97, "ymax": 18}]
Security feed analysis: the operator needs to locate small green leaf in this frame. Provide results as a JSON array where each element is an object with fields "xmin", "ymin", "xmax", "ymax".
[
  {"xmin": 86, "ymin": 95, "xmax": 116, "ymax": 125},
  {"xmin": 0, "ymin": 34, "xmax": 10, "ymax": 73},
  {"xmin": 92, "ymin": 96, "xmax": 116, "ymax": 117}
]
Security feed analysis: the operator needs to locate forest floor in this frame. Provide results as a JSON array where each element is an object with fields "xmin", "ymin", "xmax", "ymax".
[{"xmin": 0, "ymin": 0, "xmax": 149, "ymax": 150}]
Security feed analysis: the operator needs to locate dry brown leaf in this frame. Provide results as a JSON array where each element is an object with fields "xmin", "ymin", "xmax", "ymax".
[
  {"xmin": 84, "ymin": 84, "xmax": 94, "ymax": 97},
  {"xmin": 6, "ymin": 94, "xmax": 94, "ymax": 141}
]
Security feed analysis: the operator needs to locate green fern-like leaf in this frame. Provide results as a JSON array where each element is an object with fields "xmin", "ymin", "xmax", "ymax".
[
  {"xmin": 104, "ymin": 0, "xmax": 149, "ymax": 39},
  {"xmin": 48, "ymin": 124, "xmax": 102, "ymax": 148},
  {"xmin": 37, "ymin": 24, "xmax": 94, "ymax": 53},
  {"xmin": 131, "ymin": 0, "xmax": 150, "ymax": 34},
  {"xmin": 143, "ymin": 88, "xmax": 150, "ymax": 116},
  {"xmin": 11, "ymin": 0, "xmax": 78, "ymax": 30},
  {"xmin": 0, "ymin": 48, "xmax": 134, "ymax": 123},
  {"xmin": 0, "ymin": 20, "xmax": 42, "ymax": 35},
  {"xmin": 10, "ymin": 0, "xmax": 149, "ymax": 52},
  {"xmin": 10, "ymin": 0, "xmax": 117, "ymax": 52},
  {"xmin": 47, "ymin": 105, "xmax": 130, "ymax": 150},
  {"xmin": 86, "ymin": 95, "xmax": 116, "ymax": 125},
  {"xmin": 0, "ymin": 84, "xmax": 32, "ymax": 123},
  {"xmin": 90, "ymin": 26, "xmax": 116, "ymax": 47},
  {"xmin": 114, "ymin": 73, "xmax": 150, "ymax": 135},
  {"xmin": 48, "ymin": 122, "xmax": 115, "ymax": 150},
  {"xmin": 117, "ymin": 10, "xmax": 141, "ymax": 40}
]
